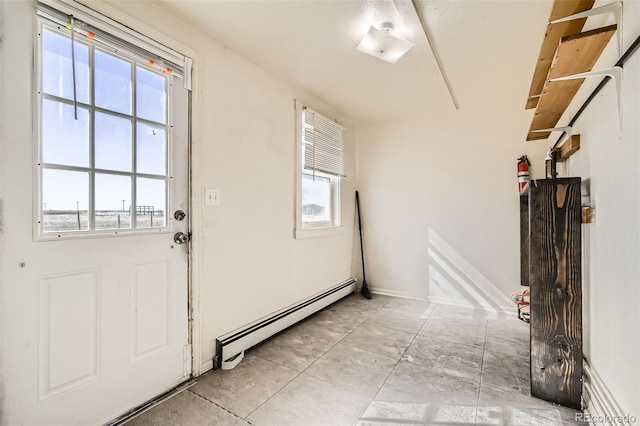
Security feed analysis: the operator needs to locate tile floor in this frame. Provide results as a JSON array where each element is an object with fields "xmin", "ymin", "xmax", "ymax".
[{"xmin": 126, "ymin": 294, "xmax": 586, "ymax": 426}]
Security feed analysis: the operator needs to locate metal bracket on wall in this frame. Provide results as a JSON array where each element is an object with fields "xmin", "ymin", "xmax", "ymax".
[
  {"xmin": 549, "ymin": 67, "xmax": 623, "ymax": 129},
  {"xmin": 530, "ymin": 126, "xmax": 573, "ymax": 145},
  {"xmin": 550, "ymin": 2, "xmax": 623, "ymax": 57}
]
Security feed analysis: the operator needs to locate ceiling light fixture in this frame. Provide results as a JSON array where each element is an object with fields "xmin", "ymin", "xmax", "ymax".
[{"xmin": 356, "ymin": 22, "xmax": 415, "ymax": 64}]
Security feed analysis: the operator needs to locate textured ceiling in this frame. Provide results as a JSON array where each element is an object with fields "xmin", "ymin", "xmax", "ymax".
[{"xmin": 155, "ymin": 0, "xmax": 554, "ymax": 123}]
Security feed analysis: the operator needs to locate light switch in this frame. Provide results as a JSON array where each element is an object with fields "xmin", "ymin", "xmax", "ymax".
[{"xmin": 205, "ymin": 188, "xmax": 220, "ymax": 206}]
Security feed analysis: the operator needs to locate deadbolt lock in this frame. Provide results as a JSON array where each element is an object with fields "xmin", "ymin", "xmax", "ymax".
[{"xmin": 174, "ymin": 210, "xmax": 186, "ymax": 221}]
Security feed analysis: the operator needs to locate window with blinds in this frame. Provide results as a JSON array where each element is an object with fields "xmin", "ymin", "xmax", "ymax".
[
  {"xmin": 299, "ymin": 106, "xmax": 345, "ymax": 230},
  {"xmin": 302, "ymin": 107, "xmax": 345, "ymax": 177}
]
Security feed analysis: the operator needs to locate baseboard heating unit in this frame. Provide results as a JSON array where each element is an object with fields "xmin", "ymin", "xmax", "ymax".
[{"xmin": 214, "ymin": 278, "xmax": 356, "ymax": 370}]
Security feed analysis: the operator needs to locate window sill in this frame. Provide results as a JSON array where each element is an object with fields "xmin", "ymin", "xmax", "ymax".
[{"xmin": 295, "ymin": 225, "xmax": 344, "ymax": 239}]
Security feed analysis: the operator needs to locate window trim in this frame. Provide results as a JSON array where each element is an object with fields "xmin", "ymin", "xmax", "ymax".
[
  {"xmin": 294, "ymin": 101, "xmax": 344, "ymax": 239},
  {"xmin": 33, "ymin": 18, "xmax": 175, "ymax": 241}
]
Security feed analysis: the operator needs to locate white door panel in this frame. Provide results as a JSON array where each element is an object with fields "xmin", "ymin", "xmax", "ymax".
[{"xmin": 1, "ymin": 2, "xmax": 190, "ymax": 424}]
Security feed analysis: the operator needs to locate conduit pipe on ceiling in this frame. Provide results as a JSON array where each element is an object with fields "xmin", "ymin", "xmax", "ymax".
[{"xmin": 393, "ymin": 0, "xmax": 460, "ymax": 110}]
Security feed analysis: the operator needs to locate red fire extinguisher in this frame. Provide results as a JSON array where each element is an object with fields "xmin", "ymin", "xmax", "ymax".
[{"xmin": 517, "ymin": 156, "xmax": 530, "ymax": 193}]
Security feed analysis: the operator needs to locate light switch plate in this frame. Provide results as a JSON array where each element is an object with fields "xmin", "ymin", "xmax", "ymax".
[{"xmin": 205, "ymin": 188, "xmax": 220, "ymax": 206}]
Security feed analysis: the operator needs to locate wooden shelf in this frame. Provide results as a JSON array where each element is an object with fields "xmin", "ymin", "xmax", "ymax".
[
  {"xmin": 554, "ymin": 134, "xmax": 581, "ymax": 161},
  {"xmin": 525, "ymin": 0, "xmax": 595, "ymax": 110},
  {"xmin": 526, "ymin": 25, "xmax": 616, "ymax": 141}
]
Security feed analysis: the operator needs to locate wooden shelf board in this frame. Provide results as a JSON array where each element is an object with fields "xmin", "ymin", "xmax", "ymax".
[
  {"xmin": 526, "ymin": 25, "xmax": 617, "ymax": 141},
  {"xmin": 555, "ymin": 134, "xmax": 581, "ymax": 161},
  {"xmin": 525, "ymin": 0, "xmax": 595, "ymax": 110}
]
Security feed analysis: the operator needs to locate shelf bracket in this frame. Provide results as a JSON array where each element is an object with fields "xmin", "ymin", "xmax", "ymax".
[
  {"xmin": 549, "ymin": 2, "xmax": 623, "ymax": 57},
  {"xmin": 531, "ymin": 126, "xmax": 572, "ymax": 144},
  {"xmin": 549, "ymin": 66, "xmax": 623, "ymax": 128}
]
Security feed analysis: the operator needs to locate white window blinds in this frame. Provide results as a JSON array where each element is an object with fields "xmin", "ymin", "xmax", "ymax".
[
  {"xmin": 303, "ymin": 107, "xmax": 345, "ymax": 177},
  {"xmin": 36, "ymin": 0, "xmax": 192, "ymax": 88}
]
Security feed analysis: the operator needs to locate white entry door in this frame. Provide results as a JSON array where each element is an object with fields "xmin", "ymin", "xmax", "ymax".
[{"xmin": 1, "ymin": 2, "xmax": 191, "ymax": 424}]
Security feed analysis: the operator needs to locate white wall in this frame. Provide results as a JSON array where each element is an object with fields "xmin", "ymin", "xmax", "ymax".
[
  {"xmin": 355, "ymin": 100, "xmax": 547, "ymax": 313},
  {"xmin": 556, "ymin": 1, "xmax": 640, "ymax": 416},
  {"xmin": 0, "ymin": 0, "xmax": 356, "ymax": 381},
  {"xmin": 191, "ymin": 47, "xmax": 357, "ymax": 369}
]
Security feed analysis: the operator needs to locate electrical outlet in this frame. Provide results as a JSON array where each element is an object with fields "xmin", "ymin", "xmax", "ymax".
[{"xmin": 205, "ymin": 188, "xmax": 220, "ymax": 206}]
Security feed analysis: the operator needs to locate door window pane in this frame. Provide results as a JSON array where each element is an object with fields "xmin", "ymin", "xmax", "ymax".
[
  {"xmin": 95, "ymin": 50, "xmax": 132, "ymax": 115},
  {"xmin": 137, "ymin": 67, "xmax": 166, "ymax": 124},
  {"xmin": 136, "ymin": 178, "xmax": 166, "ymax": 228},
  {"xmin": 41, "ymin": 28, "xmax": 90, "ymax": 104},
  {"xmin": 42, "ymin": 99, "xmax": 90, "ymax": 167},
  {"xmin": 95, "ymin": 174, "xmax": 132, "ymax": 230},
  {"xmin": 42, "ymin": 169, "xmax": 89, "ymax": 232},
  {"xmin": 38, "ymin": 24, "xmax": 174, "ymax": 235},
  {"xmin": 95, "ymin": 112, "xmax": 132, "ymax": 172},
  {"xmin": 302, "ymin": 173, "xmax": 331, "ymax": 224},
  {"xmin": 137, "ymin": 122, "xmax": 166, "ymax": 175}
]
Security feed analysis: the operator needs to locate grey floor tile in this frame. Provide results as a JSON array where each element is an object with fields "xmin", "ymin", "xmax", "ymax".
[
  {"xmin": 189, "ymin": 353, "xmax": 298, "ymax": 418},
  {"xmin": 481, "ymin": 349, "xmax": 530, "ymax": 395},
  {"xmin": 429, "ymin": 304, "xmax": 495, "ymax": 320},
  {"xmin": 401, "ymin": 334, "xmax": 483, "ymax": 378},
  {"xmin": 357, "ymin": 400, "xmax": 429, "ymax": 425},
  {"xmin": 478, "ymin": 383, "xmax": 551, "ymax": 409},
  {"xmin": 294, "ymin": 308, "xmax": 362, "ymax": 343},
  {"xmin": 247, "ymin": 373, "xmax": 369, "ymax": 426},
  {"xmin": 477, "ymin": 391, "xmax": 584, "ymax": 425},
  {"xmin": 341, "ymin": 322, "xmax": 416, "ymax": 360},
  {"xmin": 332, "ymin": 293, "xmax": 388, "ymax": 312},
  {"xmin": 486, "ymin": 318, "xmax": 529, "ymax": 334},
  {"xmin": 252, "ymin": 327, "xmax": 335, "ymax": 371},
  {"xmin": 125, "ymin": 390, "xmax": 250, "ymax": 426},
  {"xmin": 322, "ymin": 302, "xmax": 378, "ymax": 325},
  {"xmin": 330, "ymin": 293, "xmax": 392, "ymax": 317},
  {"xmin": 419, "ymin": 318, "xmax": 487, "ymax": 349},
  {"xmin": 366, "ymin": 308, "xmax": 428, "ymax": 334},
  {"xmin": 384, "ymin": 298, "xmax": 435, "ymax": 316},
  {"xmin": 476, "ymin": 406, "xmax": 506, "ymax": 426},
  {"xmin": 363, "ymin": 293, "xmax": 395, "ymax": 308},
  {"xmin": 304, "ymin": 343, "xmax": 397, "ymax": 398},
  {"xmin": 485, "ymin": 319, "xmax": 530, "ymax": 359},
  {"xmin": 376, "ymin": 359, "xmax": 481, "ymax": 405},
  {"xmin": 485, "ymin": 334, "xmax": 530, "ymax": 360},
  {"xmin": 428, "ymin": 404, "xmax": 476, "ymax": 425},
  {"xmin": 134, "ymin": 300, "xmax": 575, "ymax": 426},
  {"xmin": 478, "ymin": 406, "xmax": 572, "ymax": 426},
  {"xmin": 323, "ymin": 302, "xmax": 378, "ymax": 322}
]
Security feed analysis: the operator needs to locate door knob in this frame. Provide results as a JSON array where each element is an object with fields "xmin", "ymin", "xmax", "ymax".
[{"xmin": 174, "ymin": 232, "xmax": 189, "ymax": 244}]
